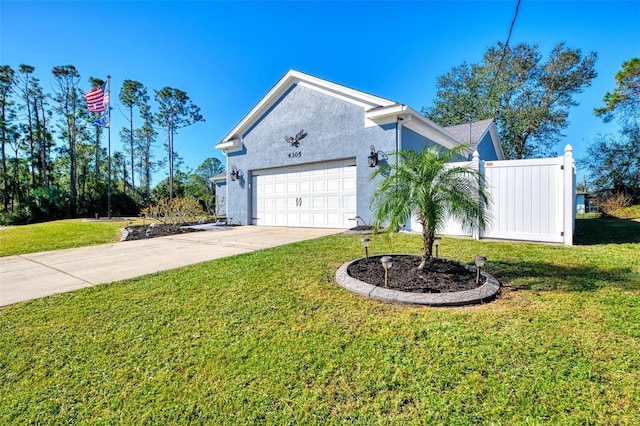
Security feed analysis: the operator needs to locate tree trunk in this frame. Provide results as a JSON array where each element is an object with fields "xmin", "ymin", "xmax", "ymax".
[
  {"xmin": 34, "ymin": 101, "xmax": 47, "ymax": 188},
  {"xmin": 168, "ymin": 128, "xmax": 174, "ymax": 199},
  {"xmin": 417, "ymin": 223, "xmax": 435, "ymax": 270},
  {"xmin": 129, "ymin": 107, "xmax": 135, "ymax": 194},
  {"xmin": 144, "ymin": 137, "xmax": 151, "ymax": 203},
  {"xmin": 122, "ymin": 161, "xmax": 127, "ymax": 192},
  {"xmin": 22, "ymin": 74, "xmax": 37, "ymax": 189},
  {"xmin": 1, "ymin": 102, "xmax": 8, "ymax": 212},
  {"xmin": 40, "ymin": 97, "xmax": 50, "ymax": 189},
  {"xmin": 69, "ymin": 112, "xmax": 77, "ymax": 212}
]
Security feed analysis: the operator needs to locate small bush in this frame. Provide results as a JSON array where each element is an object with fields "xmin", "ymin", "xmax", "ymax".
[
  {"xmin": 0, "ymin": 208, "xmax": 30, "ymax": 226},
  {"xmin": 141, "ymin": 198, "xmax": 206, "ymax": 228},
  {"xmin": 601, "ymin": 193, "xmax": 632, "ymax": 217}
]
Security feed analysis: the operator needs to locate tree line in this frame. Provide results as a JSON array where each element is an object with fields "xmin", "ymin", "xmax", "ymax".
[
  {"xmin": 423, "ymin": 42, "xmax": 639, "ymax": 201},
  {"xmin": 0, "ymin": 64, "xmax": 221, "ymax": 224}
]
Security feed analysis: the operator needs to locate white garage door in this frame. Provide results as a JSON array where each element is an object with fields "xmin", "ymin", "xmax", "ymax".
[{"xmin": 252, "ymin": 160, "xmax": 357, "ymax": 228}]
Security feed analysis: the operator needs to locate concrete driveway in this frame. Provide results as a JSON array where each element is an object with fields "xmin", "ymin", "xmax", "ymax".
[{"xmin": 0, "ymin": 226, "xmax": 342, "ymax": 307}]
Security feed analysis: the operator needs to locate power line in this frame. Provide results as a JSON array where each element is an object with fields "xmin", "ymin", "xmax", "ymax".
[
  {"xmin": 483, "ymin": 0, "xmax": 522, "ymax": 119},
  {"xmin": 504, "ymin": 0, "xmax": 521, "ymax": 51}
]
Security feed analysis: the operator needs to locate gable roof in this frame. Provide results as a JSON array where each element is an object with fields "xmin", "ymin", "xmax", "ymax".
[
  {"xmin": 216, "ymin": 70, "xmax": 397, "ymax": 150},
  {"xmin": 444, "ymin": 118, "xmax": 505, "ymax": 160},
  {"xmin": 445, "ymin": 118, "xmax": 494, "ymax": 144}
]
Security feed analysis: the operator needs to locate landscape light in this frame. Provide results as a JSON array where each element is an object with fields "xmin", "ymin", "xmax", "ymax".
[
  {"xmin": 381, "ymin": 256, "xmax": 393, "ymax": 287},
  {"xmin": 434, "ymin": 237, "xmax": 441, "ymax": 258},
  {"xmin": 361, "ymin": 238, "xmax": 370, "ymax": 262},
  {"xmin": 474, "ymin": 255, "xmax": 487, "ymax": 284}
]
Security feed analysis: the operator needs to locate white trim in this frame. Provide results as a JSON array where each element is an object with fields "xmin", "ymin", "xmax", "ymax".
[{"xmin": 214, "ymin": 137, "xmax": 242, "ymax": 152}]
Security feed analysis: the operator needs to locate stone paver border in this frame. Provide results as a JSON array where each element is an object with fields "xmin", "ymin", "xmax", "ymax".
[{"xmin": 335, "ymin": 255, "xmax": 501, "ymax": 307}]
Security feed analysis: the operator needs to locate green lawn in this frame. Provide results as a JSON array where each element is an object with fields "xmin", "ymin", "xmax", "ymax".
[
  {"xmin": 0, "ymin": 219, "xmax": 126, "ymax": 256},
  {"xmin": 0, "ymin": 218, "xmax": 638, "ymax": 424}
]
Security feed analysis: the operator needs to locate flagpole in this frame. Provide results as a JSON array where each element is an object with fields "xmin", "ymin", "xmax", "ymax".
[{"xmin": 107, "ymin": 75, "xmax": 112, "ymax": 219}]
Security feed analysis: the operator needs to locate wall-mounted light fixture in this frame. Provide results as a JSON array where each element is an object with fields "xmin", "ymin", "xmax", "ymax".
[
  {"xmin": 368, "ymin": 145, "xmax": 379, "ymax": 167},
  {"xmin": 230, "ymin": 165, "xmax": 240, "ymax": 182}
]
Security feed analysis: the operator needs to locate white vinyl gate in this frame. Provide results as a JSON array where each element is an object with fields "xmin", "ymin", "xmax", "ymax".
[{"xmin": 411, "ymin": 145, "xmax": 576, "ymax": 245}]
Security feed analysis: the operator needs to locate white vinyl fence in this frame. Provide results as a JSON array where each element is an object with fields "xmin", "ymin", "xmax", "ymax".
[{"xmin": 409, "ymin": 145, "xmax": 576, "ymax": 245}]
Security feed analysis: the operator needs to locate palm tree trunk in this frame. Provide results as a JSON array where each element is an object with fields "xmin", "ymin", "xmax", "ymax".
[{"xmin": 418, "ymin": 226, "xmax": 435, "ymax": 269}]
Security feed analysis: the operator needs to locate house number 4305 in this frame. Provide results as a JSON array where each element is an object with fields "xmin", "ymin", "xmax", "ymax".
[{"xmin": 288, "ymin": 152, "xmax": 302, "ymax": 158}]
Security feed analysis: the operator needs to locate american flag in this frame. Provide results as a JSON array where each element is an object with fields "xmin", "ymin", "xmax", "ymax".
[{"xmin": 84, "ymin": 80, "xmax": 109, "ymax": 112}]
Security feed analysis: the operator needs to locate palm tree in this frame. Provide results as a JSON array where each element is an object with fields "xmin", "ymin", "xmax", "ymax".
[{"xmin": 371, "ymin": 145, "xmax": 489, "ymax": 269}]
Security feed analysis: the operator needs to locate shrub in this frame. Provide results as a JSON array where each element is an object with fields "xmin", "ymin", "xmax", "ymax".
[
  {"xmin": 601, "ymin": 193, "xmax": 632, "ymax": 217},
  {"xmin": 141, "ymin": 198, "xmax": 206, "ymax": 228},
  {"xmin": 0, "ymin": 208, "xmax": 30, "ymax": 225}
]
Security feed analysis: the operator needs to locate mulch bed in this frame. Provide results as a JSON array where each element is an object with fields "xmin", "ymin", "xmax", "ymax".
[
  {"xmin": 349, "ymin": 225, "xmax": 375, "ymax": 232},
  {"xmin": 347, "ymin": 255, "xmax": 482, "ymax": 293},
  {"xmin": 124, "ymin": 224, "xmax": 206, "ymax": 241}
]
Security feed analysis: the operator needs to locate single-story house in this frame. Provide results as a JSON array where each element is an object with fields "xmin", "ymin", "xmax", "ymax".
[
  {"xmin": 576, "ymin": 191, "xmax": 600, "ymax": 214},
  {"xmin": 215, "ymin": 70, "xmax": 504, "ymax": 228}
]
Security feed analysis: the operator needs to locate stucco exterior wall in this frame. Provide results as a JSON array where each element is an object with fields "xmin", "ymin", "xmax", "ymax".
[
  {"xmin": 225, "ymin": 84, "xmax": 397, "ymax": 225},
  {"xmin": 401, "ymin": 126, "xmax": 469, "ymax": 161},
  {"xmin": 476, "ymin": 130, "xmax": 499, "ymax": 161},
  {"xmin": 401, "ymin": 126, "xmax": 437, "ymax": 152}
]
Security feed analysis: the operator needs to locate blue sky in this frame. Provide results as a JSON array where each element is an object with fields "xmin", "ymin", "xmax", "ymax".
[{"xmin": 1, "ymin": 0, "xmax": 639, "ymax": 185}]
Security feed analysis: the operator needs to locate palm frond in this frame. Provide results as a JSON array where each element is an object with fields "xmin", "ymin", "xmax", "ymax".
[{"xmin": 370, "ymin": 144, "xmax": 490, "ymax": 261}]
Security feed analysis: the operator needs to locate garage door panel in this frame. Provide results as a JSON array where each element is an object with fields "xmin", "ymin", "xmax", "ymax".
[
  {"xmin": 298, "ymin": 195, "xmax": 312, "ymax": 208},
  {"xmin": 263, "ymin": 213, "xmax": 274, "ymax": 223},
  {"xmin": 299, "ymin": 213, "xmax": 312, "ymax": 225},
  {"xmin": 343, "ymin": 195, "xmax": 356, "ymax": 209},
  {"xmin": 327, "ymin": 196, "xmax": 341, "ymax": 209},
  {"xmin": 344, "ymin": 178, "xmax": 356, "ymax": 191},
  {"xmin": 327, "ymin": 178, "xmax": 341, "ymax": 192},
  {"xmin": 327, "ymin": 213, "xmax": 343, "ymax": 227},
  {"xmin": 300, "ymin": 180, "xmax": 312, "ymax": 193},
  {"xmin": 287, "ymin": 197, "xmax": 298, "ymax": 208},
  {"xmin": 313, "ymin": 196, "xmax": 326, "ymax": 209}
]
